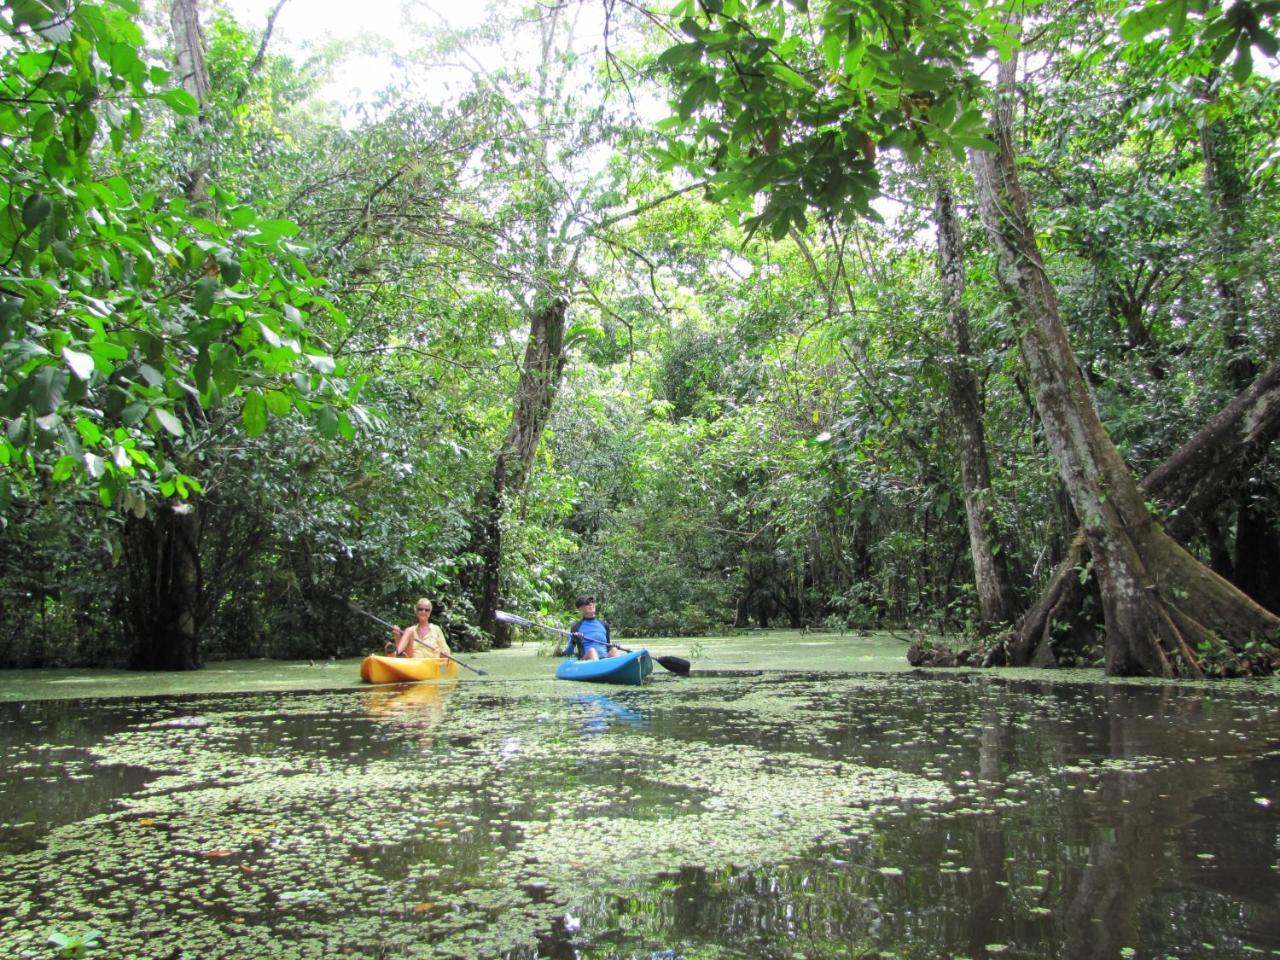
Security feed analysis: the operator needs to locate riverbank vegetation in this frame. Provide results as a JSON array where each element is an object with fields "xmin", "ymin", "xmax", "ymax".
[{"xmin": 2, "ymin": 0, "xmax": 1278, "ymax": 677}]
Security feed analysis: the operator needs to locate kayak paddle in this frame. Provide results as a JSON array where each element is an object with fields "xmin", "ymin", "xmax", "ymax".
[
  {"xmin": 347, "ymin": 601, "xmax": 488, "ymax": 676},
  {"xmin": 495, "ymin": 610, "xmax": 691, "ymax": 676}
]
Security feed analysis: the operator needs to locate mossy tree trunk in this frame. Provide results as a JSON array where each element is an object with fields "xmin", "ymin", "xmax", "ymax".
[
  {"xmin": 467, "ymin": 298, "xmax": 568, "ymax": 646},
  {"xmin": 934, "ymin": 174, "xmax": 1018, "ymax": 631},
  {"xmin": 1007, "ymin": 359, "xmax": 1280, "ymax": 666},
  {"xmin": 972, "ymin": 54, "xmax": 1279, "ymax": 677}
]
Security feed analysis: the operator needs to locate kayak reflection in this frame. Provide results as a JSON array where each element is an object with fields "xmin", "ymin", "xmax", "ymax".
[
  {"xmin": 362, "ymin": 680, "xmax": 459, "ymax": 746},
  {"xmin": 569, "ymin": 692, "xmax": 645, "ymax": 736}
]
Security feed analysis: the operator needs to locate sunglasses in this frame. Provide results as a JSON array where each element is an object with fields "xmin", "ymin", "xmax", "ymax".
[{"xmin": 416, "ymin": 606, "xmax": 431, "ymax": 612}]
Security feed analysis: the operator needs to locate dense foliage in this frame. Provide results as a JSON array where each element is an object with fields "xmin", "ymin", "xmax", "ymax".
[{"xmin": 0, "ymin": 0, "xmax": 1277, "ymax": 673}]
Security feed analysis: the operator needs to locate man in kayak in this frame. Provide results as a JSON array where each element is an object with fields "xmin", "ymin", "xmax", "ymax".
[
  {"xmin": 388, "ymin": 598, "xmax": 451, "ymax": 659},
  {"xmin": 567, "ymin": 595, "xmax": 622, "ymax": 661}
]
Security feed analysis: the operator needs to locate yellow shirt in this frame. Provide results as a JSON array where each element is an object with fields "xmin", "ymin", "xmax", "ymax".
[{"xmin": 400, "ymin": 622, "xmax": 450, "ymax": 659}]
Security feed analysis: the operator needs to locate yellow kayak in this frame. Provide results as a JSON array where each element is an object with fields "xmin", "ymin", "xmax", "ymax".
[{"xmin": 360, "ymin": 654, "xmax": 460, "ymax": 684}]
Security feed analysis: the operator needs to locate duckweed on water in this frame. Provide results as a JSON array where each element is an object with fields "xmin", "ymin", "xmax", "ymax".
[
  {"xmin": 1, "ymin": 662, "xmax": 1278, "ymax": 959},
  {"xmin": 0, "ymin": 678, "xmax": 950, "ymax": 958}
]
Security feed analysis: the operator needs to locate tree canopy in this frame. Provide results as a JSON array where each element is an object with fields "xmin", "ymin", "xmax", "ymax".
[{"xmin": 1, "ymin": 0, "xmax": 1278, "ymax": 677}]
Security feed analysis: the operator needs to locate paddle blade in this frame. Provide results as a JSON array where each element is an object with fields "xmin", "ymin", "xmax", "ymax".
[
  {"xmin": 655, "ymin": 655, "xmax": 691, "ymax": 676},
  {"xmin": 495, "ymin": 610, "xmax": 533, "ymax": 628}
]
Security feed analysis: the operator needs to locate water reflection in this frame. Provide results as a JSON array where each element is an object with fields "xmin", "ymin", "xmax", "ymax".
[
  {"xmin": 569, "ymin": 693, "xmax": 646, "ymax": 736},
  {"xmin": 541, "ymin": 677, "xmax": 1280, "ymax": 960},
  {"xmin": 361, "ymin": 679, "xmax": 458, "ymax": 748}
]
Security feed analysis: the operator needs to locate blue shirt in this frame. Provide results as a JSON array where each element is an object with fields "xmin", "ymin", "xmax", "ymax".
[{"xmin": 568, "ymin": 616, "xmax": 610, "ymax": 658}]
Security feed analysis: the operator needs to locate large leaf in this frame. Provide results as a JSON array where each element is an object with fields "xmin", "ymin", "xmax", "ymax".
[
  {"xmin": 62, "ymin": 346, "xmax": 94, "ymax": 380},
  {"xmin": 242, "ymin": 391, "xmax": 268, "ymax": 436},
  {"xmin": 160, "ymin": 87, "xmax": 200, "ymax": 116},
  {"xmin": 22, "ymin": 192, "xmax": 51, "ymax": 229},
  {"xmin": 152, "ymin": 407, "xmax": 185, "ymax": 437}
]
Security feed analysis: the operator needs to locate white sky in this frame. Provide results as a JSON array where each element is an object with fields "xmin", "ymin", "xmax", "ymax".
[{"xmin": 224, "ymin": 0, "xmax": 498, "ymax": 105}]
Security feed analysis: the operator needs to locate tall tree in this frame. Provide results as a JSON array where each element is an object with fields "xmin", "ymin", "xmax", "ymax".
[
  {"xmin": 444, "ymin": 3, "xmax": 665, "ymax": 643},
  {"xmin": 933, "ymin": 169, "xmax": 1018, "ymax": 629},
  {"xmin": 645, "ymin": 0, "xmax": 1280, "ymax": 674},
  {"xmin": 123, "ymin": 0, "xmax": 217, "ymax": 670},
  {"xmin": 969, "ymin": 47, "xmax": 1276, "ymax": 676},
  {"xmin": 1, "ymin": 0, "xmax": 349, "ymax": 667}
]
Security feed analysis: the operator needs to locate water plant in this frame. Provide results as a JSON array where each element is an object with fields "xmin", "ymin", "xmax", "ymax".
[{"xmin": 47, "ymin": 928, "xmax": 102, "ymax": 958}]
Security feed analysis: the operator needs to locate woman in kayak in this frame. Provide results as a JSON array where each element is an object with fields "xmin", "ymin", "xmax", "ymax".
[{"xmin": 388, "ymin": 598, "xmax": 451, "ymax": 659}]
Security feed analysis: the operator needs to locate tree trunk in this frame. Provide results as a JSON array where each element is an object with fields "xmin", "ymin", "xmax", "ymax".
[
  {"xmin": 971, "ymin": 53, "xmax": 1279, "ymax": 677},
  {"xmin": 170, "ymin": 0, "xmax": 212, "ymax": 199},
  {"xmin": 1232, "ymin": 493, "xmax": 1280, "ymax": 613},
  {"xmin": 934, "ymin": 175, "xmax": 1018, "ymax": 629},
  {"xmin": 467, "ymin": 298, "xmax": 568, "ymax": 645},
  {"xmin": 1008, "ymin": 359, "xmax": 1280, "ymax": 664},
  {"xmin": 119, "ymin": 1, "xmax": 215, "ymax": 671},
  {"xmin": 1198, "ymin": 78, "xmax": 1280, "ymax": 609},
  {"xmin": 1199, "ymin": 77, "xmax": 1255, "ymax": 391},
  {"xmin": 171, "ymin": 0, "xmax": 211, "ymax": 107},
  {"xmin": 125, "ymin": 504, "xmax": 203, "ymax": 670}
]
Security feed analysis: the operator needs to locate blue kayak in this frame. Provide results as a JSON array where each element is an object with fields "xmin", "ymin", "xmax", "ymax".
[{"xmin": 555, "ymin": 649, "xmax": 653, "ymax": 686}]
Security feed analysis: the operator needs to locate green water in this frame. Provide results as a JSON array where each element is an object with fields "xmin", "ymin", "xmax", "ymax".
[{"xmin": 0, "ymin": 651, "xmax": 1277, "ymax": 959}]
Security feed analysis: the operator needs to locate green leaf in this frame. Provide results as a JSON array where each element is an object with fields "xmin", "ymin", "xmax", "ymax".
[
  {"xmin": 242, "ymin": 391, "xmax": 267, "ymax": 436},
  {"xmin": 264, "ymin": 389, "xmax": 292, "ymax": 416},
  {"xmin": 657, "ymin": 42, "xmax": 704, "ymax": 67},
  {"xmin": 316, "ymin": 404, "xmax": 339, "ymax": 439},
  {"xmin": 1211, "ymin": 29, "xmax": 1238, "ymax": 63},
  {"xmin": 62, "ymin": 347, "xmax": 94, "ymax": 380},
  {"xmin": 770, "ymin": 62, "xmax": 813, "ymax": 91},
  {"xmin": 194, "ymin": 276, "xmax": 219, "ymax": 315},
  {"xmin": 51, "ymin": 455, "xmax": 77, "ymax": 482},
  {"xmin": 678, "ymin": 76, "xmax": 712, "ymax": 121},
  {"xmin": 152, "ymin": 407, "xmax": 184, "ymax": 436},
  {"xmin": 160, "ymin": 88, "xmax": 200, "ymax": 116},
  {"xmin": 250, "ymin": 219, "xmax": 300, "ymax": 240},
  {"xmin": 75, "ymin": 418, "xmax": 103, "ymax": 445},
  {"xmin": 120, "ymin": 401, "xmax": 148, "ymax": 427},
  {"xmin": 0, "ymin": 298, "xmax": 20, "ymax": 333},
  {"xmin": 1119, "ymin": 4, "xmax": 1168, "ymax": 42},
  {"xmin": 51, "ymin": 240, "xmax": 75, "ymax": 267},
  {"xmin": 22, "ymin": 193, "xmax": 52, "ymax": 229},
  {"xmin": 930, "ymin": 96, "xmax": 958, "ymax": 129},
  {"xmin": 30, "ymin": 367, "xmax": 66, "ymax": 415},
  {"xmin": 217, "ymin": 255, "xmax": 242, "ymax": 286},
  {"xmin": 1231, "ymin": 36, "xmax": 1253, "ymax": 81}
]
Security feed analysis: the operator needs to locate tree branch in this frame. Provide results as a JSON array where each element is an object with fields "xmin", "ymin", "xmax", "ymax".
[{"xmin": 234, "ymin": 0, "xmax": 291, "ymax": 108}]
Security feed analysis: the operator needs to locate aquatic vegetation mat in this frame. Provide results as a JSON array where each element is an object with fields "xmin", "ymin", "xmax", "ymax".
[{"xmin": 0, "ymin": 673, "xmax": 1277, "ymax": 959}]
